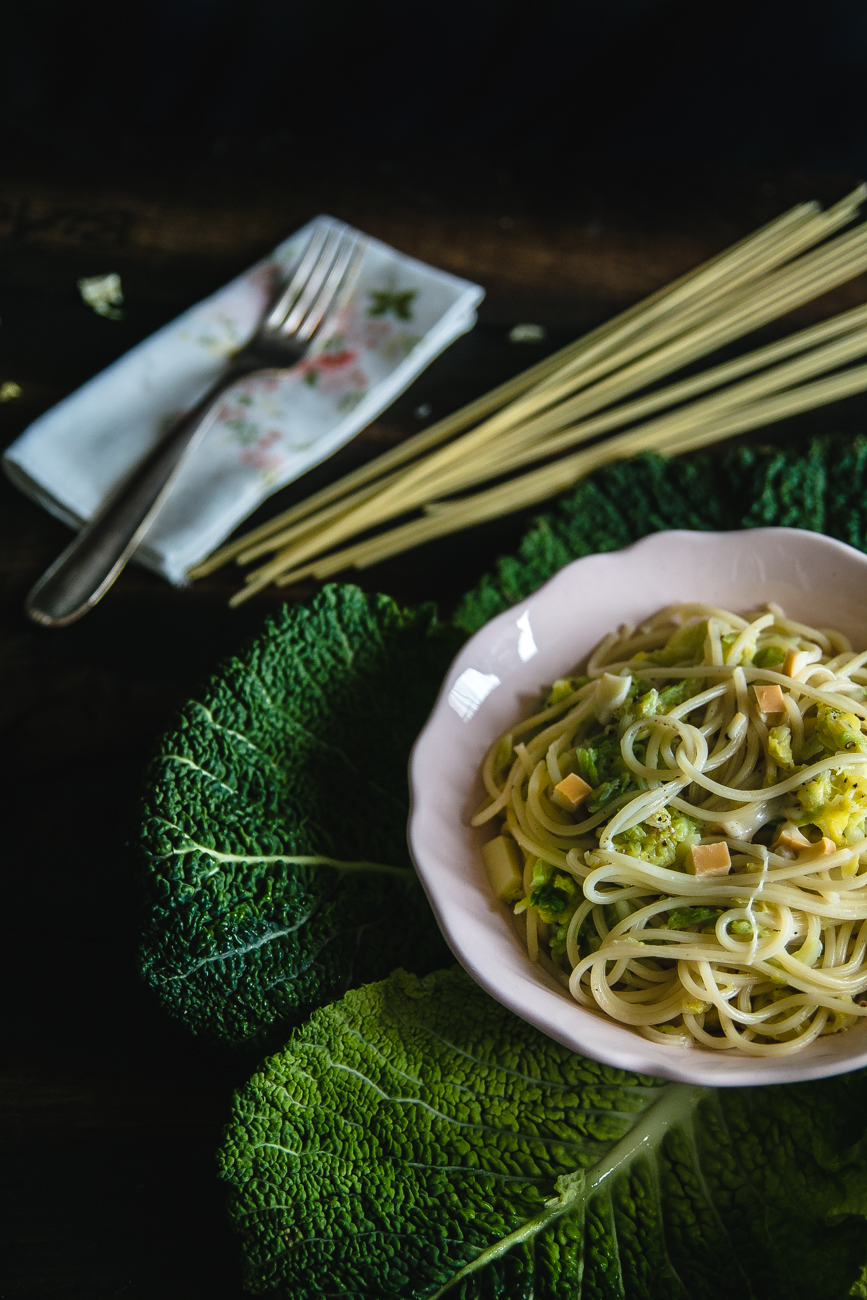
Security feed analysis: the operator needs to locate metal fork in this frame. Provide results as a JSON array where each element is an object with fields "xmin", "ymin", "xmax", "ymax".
[{"xmin": 25, "ymin": 223, "xmax": 365, "ymax": 627}]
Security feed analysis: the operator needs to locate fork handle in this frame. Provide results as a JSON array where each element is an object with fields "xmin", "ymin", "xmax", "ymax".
[{"xmin": 25, "ymin": 368, "xmax": 244, "ymax": 627}]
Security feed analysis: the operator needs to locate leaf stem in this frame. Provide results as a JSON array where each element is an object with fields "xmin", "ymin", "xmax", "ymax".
[{"xmin": 427, "ymin": 1082, "xmax": 707, "ymax": 1299}]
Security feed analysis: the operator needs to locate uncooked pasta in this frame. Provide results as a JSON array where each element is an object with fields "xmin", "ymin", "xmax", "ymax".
[
  {"xmin": 475, "ymin": 603, "xmax": 867, "ymax": 1056},
  {"xmin": 189, "ymin": 187, "xmax": 867, "ymax": 604}
]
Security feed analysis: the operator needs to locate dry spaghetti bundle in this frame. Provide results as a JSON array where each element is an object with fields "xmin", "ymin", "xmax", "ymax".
[{"xmin": 190, "ymin": 186, "xmax": 867, "ymax": 603}]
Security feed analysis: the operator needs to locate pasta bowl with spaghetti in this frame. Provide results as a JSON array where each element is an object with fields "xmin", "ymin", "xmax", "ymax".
[{"xmin": 408, "ymin": 526, "xmax": 867, "ymax": 1085}]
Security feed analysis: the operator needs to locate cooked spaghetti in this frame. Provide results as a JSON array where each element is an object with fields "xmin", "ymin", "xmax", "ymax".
[{"xmin": 475, "ymin": 603, "xmax": 867, "ymax": 1055}]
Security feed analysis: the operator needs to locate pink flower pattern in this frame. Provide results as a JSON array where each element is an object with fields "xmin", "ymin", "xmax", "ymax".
[
  {"xmin": 239, "ymin": 429, "xmax": 284, "ymax": 476},
  {"xmin": 215, "ymin": 273, "xmax": 422, "ymax": 482}
]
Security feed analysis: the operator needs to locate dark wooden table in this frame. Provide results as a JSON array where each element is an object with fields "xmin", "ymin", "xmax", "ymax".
[{"xmin": 2, "ymin": 149, "xmax": 864, "ymax": 1297}]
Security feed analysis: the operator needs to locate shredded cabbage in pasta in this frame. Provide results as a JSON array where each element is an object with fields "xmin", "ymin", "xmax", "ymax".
[{"xmin": 475, "ymin": 603, "xmax": 867, "ymax": 1056}]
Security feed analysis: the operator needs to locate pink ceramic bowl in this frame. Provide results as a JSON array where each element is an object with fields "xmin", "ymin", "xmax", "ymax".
[{"xmin": 408, "ymin": 528, "xmax": 867, "ymax": 1086}]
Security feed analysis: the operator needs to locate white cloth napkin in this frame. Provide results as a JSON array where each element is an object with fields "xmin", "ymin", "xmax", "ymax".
[{"xmin": 3, "ymin": 216, "xmax": 483, "ymax": 583}]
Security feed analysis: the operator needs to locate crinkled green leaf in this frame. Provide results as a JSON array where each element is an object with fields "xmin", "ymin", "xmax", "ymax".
[
  {"xmin": 455, "ymin": 436, "xmax": 867, "ymax": 634},
  {"xmin": 138, "ymin": 585, "xmax": 461, "ymax": 1049},
  {"xmin": 220, "ymin": 967, "xmax": 867, "ymax": 1300}
]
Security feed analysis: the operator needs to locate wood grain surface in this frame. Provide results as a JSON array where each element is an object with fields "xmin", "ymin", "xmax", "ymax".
[{"xmin": 1, "ymin": 150, "xmax": 863, "ymax": 1297}]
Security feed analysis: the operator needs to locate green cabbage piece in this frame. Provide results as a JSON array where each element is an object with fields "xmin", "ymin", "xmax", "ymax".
[
  {"xmin": 658, "ymin": 677, "xmax": 703, "ymax": 710},
  {"xmin": 797, "ymin": 764, "xmax": 867, "ymax": 845},
  {"xmin": 614, "ymin": 685, "xmax": 658, "ymax": 731},
  {"xmin": 138, "ymin": 585, "xmax": 460, "ymax": 1049},
  {"xmin": 587, "ymin": 773, "xmax": 632, "ymax": 812},
  {"xmin": 648, "ymin": 619, "xmax": 707, "ymax": 665},
  {"xmin": 531, "ymin": 873, "xmax": 577, "ymax": 922},
  {"xmin": 768, "ymin": 724, "xmax": 794, "ymax": 769},
  {"xmin": 794, "ymin": 709, "xmax": 867, "ymax": 843},
  {"xmin": 815, "ymin": 704, "xmax": 867, "ymax": 755},
  {"xmin": 576, "ymin": 734, "xmax": 637, "ymax": 807},
  {"xmin": 545, "ymin": 676, "xmax": 589, "ymax": 706},
  {"xmin": 219, "ymin": 966, "xmax": 867, "ymax": 1299},
  {"xmin": 720, "ymin": 629, "xmax": 763, "ymax": 666},
  {"xmin": 613, "ymin": 807, "xmax": 698, "ymax": 868},
  {"xmin": 666, "ymin": 905, "xmax": 723, "ymax": 930},
  {"xmin": 752, "ymin": 645, "xmax": 786, "ymax": 669}
]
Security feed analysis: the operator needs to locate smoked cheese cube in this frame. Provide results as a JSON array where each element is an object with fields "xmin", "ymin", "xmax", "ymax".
[
  {"xmin": 753, "ymin": 683, "xmax": 785, "ymax": 715},
  {"xmin": 686, "ymin": 841, "xmax": 732, "ymax": 877},
  {"xmin": 552, "ymin": 772, "xmax": 592, "ymax": 813},
  {"xmin": 783, "ymin": 648, "xmax": 809, "ymax": 678},
  {"xmin": 771, "ymin": 822, "xmax": 811, "ymax": 854},
  {"xmin": 800, "ymin": 836, "xmax": 837, "ymax": 861},
  {"xmin": 482, "ymin": 835, "xmax": 524, "ymax": 902}
]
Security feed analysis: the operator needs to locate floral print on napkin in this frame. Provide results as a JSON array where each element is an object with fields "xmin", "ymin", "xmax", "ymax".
[
  {"xmin": 4, "ymin": 216, "xmax": 483, "ymax": 583},
  {"xmin": 205, "ymin": 274, "xmax": 427, "ymax": 486}
]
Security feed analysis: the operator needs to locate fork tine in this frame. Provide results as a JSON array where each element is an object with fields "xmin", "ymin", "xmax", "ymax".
[
  {"xmin": 263, "ymin": 223, "xmax": 333, "ymax": 333},
  {"xmin": 293, "ymin": 231, "xmax": 365, "ymax": 342},
  {"xmin": 277, "ymin": 233, "xmax": 340, "ymax": 336},
  {"xmin": 279, "ymin": 226, "xmax": 355, "ymax": 338}
]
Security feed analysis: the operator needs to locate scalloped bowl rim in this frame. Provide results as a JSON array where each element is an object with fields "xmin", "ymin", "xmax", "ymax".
[{"xmin": 408, "ymin": 528, "xmax": 867, "ymax": 1086}]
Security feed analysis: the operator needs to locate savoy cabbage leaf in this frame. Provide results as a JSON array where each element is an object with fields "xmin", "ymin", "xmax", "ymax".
[
  {"xmin": 219, "ymin": 966, "xmax": 867, "ymax": 1300},
  {"xmin": 138, "ymin": 585, "xmax": 461, "ymax": 1049}
]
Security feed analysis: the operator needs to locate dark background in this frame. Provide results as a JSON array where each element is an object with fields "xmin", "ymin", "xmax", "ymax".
[
  {"xmin": 6, "ymin": 0, "xmax": 867, "ymax": 172},
  {"xmin": 3, "ymin": 4, "xmax": 867, "ymax": 1298}
]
